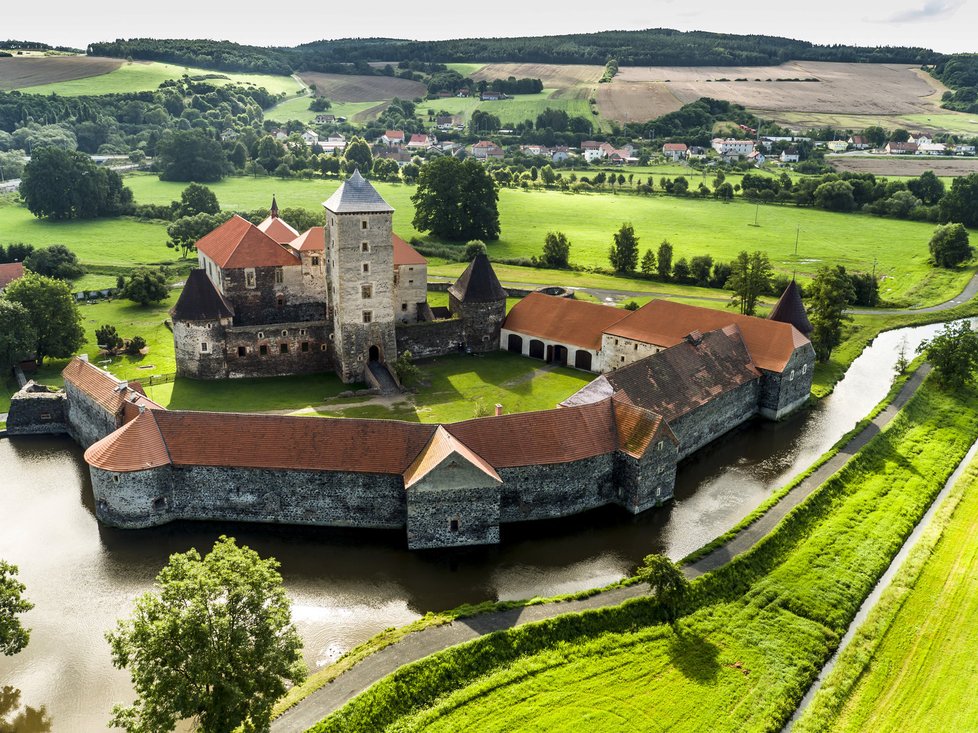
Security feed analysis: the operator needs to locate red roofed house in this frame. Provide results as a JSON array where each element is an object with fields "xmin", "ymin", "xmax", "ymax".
[
  {"xmin": 0, "ymin": 262, "xmax": 24, "ymax": 293},
  {"xmin": 406, "ymin": 133, "xmax": 436, "ymax": 150},
  {"xmin": 471, "ymin": 140, "xmax": 504, "ymax": 160},
  {"xmin": 381, "ymin": 130, "xmax": 405, "ymax": 146},
  {"xmin": 662, "ymin": 143, "xmax": 688, "ymax": 161}
]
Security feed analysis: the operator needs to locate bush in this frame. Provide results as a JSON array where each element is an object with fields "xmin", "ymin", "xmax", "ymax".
[
  {"xmin": 23, "ymin": 244, "xmax": 83, "ymax": 280},
  {"xmin": 126, "ymin": 335, "xmax": 147, "ymax": 355},
  {"xmin": 122, "ymin": 268, "xmax": 169, "ymax": 305},
  {"xmin": 929, "ymin": 223, "xmax": 973, "ymax": 268},
  {"xmin": 96, "ymin": 324, "xmax": 123, "ymax": 353},
  {"xmin": 464, "ymin": 240, "xmax": 487, "ymax": 260}
]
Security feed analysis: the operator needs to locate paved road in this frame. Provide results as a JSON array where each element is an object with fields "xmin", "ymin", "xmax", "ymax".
[{"xmin": 270, "ymin": 365, "xmax": 932, "ymax": 733}]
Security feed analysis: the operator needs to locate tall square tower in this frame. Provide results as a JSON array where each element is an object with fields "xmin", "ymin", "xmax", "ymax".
[{"xmin": 323, "ymin": 170, "xmax": 398, "ymax": 383}]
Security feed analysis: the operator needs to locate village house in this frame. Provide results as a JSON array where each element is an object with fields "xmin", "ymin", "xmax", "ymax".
[
  {"xmin": 711, "ymin": 138, "xmax": 755, "ymax": 157},
  {"xmin": 320, "ymin": 134, "xmax": 347, "ymax": 154},
  {"xmin": 471, "ymin": 140, "xmax": 505, "ymax": 160},
  {"xmin": 0, "ymin": 262, "xmax": 24, "ymax": 293},
  {"xmin": 314, "ymin": 114, "xmax": 336, "ymax": 124},
  {"xmin": 380, "ymin": 130, "xmax": 405, "ymax": 146},
  {"xmin": 780, "ymin": 147, "xmax": 800, "ymax": 163},
  {"xmin": 662, "ymin": 143, "xmax": 688, "ymax": 161},
  {"xmin": 825, "ymin": 140, "xmax": 849, "ymax": 153},
  {"xmin": 435, "ymin": 116, "xmax": 459, "ymax": 131},
  {"xmin": 918, "ymin": 142, "xmax": 947, "ymax": 155},
  {"xmin": 908, "ymin": 133, "xmax": 932, "ymax": 145},
  {"xmin": 480, "ymin": 91, "xmax": 506, "ymax": 101},
  {"xmin": 885, "ymin": 141, "xmax": 918, "ymax": 155},
  {"xmin": 551, "ymin": 145, "xmax": 571, "ymax": 162},
  {"xmin": 301, "ymin": 130, "xmax": 320, "ymax": 146},
  {"xmin": 407, "ymin": 133, "xmax": 437, "ymax": 150},
  {"xmin": 953, "ymin": 144, "xmax": 976, "ymax": 155},
  {"xmin": 848, "ymin": 135, "xmax": 870, "ymax": 149},
  {"xmin": 220, "ymin": 129, "xmax": 238, "ymax": 142}
]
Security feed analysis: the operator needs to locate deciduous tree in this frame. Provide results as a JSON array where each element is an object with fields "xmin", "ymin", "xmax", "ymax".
[
  {"xmin": 166, "ymin": 212, "xmax": 233, "ymax": 259},
  {"xmin": 636, "ymin": 554, "xmax": 689, "ymax": 625},
  {"xmin": 808, "ymin": 265, "xmax": 856, "ymax": 362},
  {"xmin": 20, "ymin": 147, "xmax": 132, "ymax": 220},
  {"xmin": 727, "ymin": 250, "xmax": 773, "ymax": 316},
  {"xmin": 23, "ymin": 244, "xmax": 83, "ymax": 280},
  {"xmin": 608, "ymin": 223, "xmax": 639, "ymax": 273},
  {"xmin": 656, "ymin": 240, "xmax": 673, "ymax": 280},
  {"xmin": 0, "ymin": 301, "xmax": 35, "ymax": 374},
  {"xmin": 541, "ymin": 231, "xmax": 570, "ymax": 268},
  {"xmin": 106, "ymin": 537, "xmax": 304, "ymax": 733},
  {"xmin": 173, "ymin": 183, "xmax": 220, "ymax": 218},
  {"xmin": 3, "ymin": 273, "xmax": 84, "ymax": 365},
  {"xmin": 122, "ymin": 269, "xmax": 169, "ymax": 306},
  {"xmin": 929, "ymin": 222, "xmax": 973, "ymax": 268},
  {"xmin": 343, "ymin": 136, "xmax": 373, "ymax": 175},
  {"xmin": 917, "ymin": 321, "xmax": 978, "ymax": 388},
  {"xmin": 0, "ymin": 561, "xmax": 32, "ymax": 656},
  {"xmin": 156, "ymin": 129, "xmax": 227, "ymax": 182},
  {"xmin": 938, "ymin": 172, "xmax": 978, "ymax": 227},
  {"xmin": 412, "ymin": 157, "xmax": 500, "ymax": 241}
]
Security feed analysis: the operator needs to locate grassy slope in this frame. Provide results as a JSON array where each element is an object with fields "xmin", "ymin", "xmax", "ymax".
[
  {"xmin": 120, "ymin": 174, "xmax": 973, "ymax": 308},
  {"xmin": 312, "ymin": 377, "xmax": 978, "ymax": 733},
  {"xmin": 796, "ymin": 457, "xmax": 978, "ymax": 733},
  {"xmin": 15, "ymin": 61, "xmax": 301, "ymax": 96}
]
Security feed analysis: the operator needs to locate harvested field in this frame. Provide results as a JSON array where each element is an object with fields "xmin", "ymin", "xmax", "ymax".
[
  {"xmin": 469, "ymin": 63, "xmax": 602, "ymax": 90},
  {"xmin": 297, "ymin": 72, "xmax": 426, "ymax": 102},
  {"xmin": 598, "ymin": 61, "xmax": 946, "ymax": 124},
  {"xmin": 0, "ymin": 55, "xmax": 122, "ymax": 90},
  {"xmin": 829, "ymin": 155, "xmax": 978, "ymax": 177},
  {"xmin": 596, "ymin": 80, "xmax": 684, "ymax": 122}
]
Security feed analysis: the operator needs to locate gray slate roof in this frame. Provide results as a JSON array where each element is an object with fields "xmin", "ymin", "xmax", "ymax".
[
  {"xmin": 323, "ymin": 170, "xmax": 394, "ymax": 213},
  {"xmin": 171, "ymin": 270, "xmax": 235, "ymax": 321},
  {"xmin": 448, "ymin": 254, "xmax": 508, "ymax": 303}
]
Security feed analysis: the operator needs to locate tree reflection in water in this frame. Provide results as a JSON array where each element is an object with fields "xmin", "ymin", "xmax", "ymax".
[{"xmin": 0, "ymin": 687, "xmax": 52, "ymax": 733}]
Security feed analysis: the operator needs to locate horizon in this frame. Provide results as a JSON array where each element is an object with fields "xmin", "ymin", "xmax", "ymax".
[{"xmin": 6, "ymin": 0, "xmax": 976, "ymax": 56}]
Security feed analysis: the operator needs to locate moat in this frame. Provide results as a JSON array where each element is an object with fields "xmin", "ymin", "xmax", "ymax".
[{"xmin": 0, "ymin": 321, "xmax": 959, "ymax": 732}]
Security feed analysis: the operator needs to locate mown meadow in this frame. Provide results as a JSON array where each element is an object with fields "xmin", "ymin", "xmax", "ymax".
[
  {"xmin": 795, "ymin": 455, "xmax": 978, "ymax": 733},
  {"xmin": 309, "ymin": 374, "xmax": 978, "ymax": 733}
]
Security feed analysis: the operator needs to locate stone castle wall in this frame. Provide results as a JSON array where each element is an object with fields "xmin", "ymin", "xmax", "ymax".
[
  {"xmin": 6, "ymin": 384, "xmax": 68, "ymax": 436},
  {"xmin": 759, "ymin": 344, "xmax": 816, "ymax": 419},
  {"xmin": 450, "ymin": 296, "xmax": 507, "ymax": 353},
  {"xmin": 64, "ymin": 382, "xmax": 119, "ymax": 448},
  {"xmin": 395, "ymin": 319, "xmax": 466, "ymax": 360},
  {"xmin": 669, "ymin": 378, "xmax": 762, "ymax": 460},
  {"xmin": 224, "ymin": 321, "xmax": 333, "ymax": 378}
]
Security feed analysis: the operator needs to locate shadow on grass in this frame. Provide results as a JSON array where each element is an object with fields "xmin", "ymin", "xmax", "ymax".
[{"xmin": 666, "ymin": 627, "xmax": 721, "ymax": 684}]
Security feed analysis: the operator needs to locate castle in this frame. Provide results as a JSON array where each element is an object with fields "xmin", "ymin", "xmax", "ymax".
[
  {"xmin": 171, "ymin": 170, "xmax": 505, "ymax": 387},
  {"xmin": 8, "ymin": 173, "xmax": 816, "ymax": 550}
]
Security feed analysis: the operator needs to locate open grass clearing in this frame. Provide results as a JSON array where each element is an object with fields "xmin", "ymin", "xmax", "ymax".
[
  {"xmin": 796, "ymin": 455, "xmax": 978, "ymax": 733},
  {"xmin": 11, "ymin": 59, "xmax": 301, "ymax": 96},
  {"xmin": 444, "ymin": 63, "xmax": 485, "ymax": 77},
  {"xmin": 263, "ymin": 96, "xmax": 382, "ymax": 125},
  {"xmin": 121, "ymin": 173, "xmax": 973, "ymax": 308},
  {"xmin": 0, "ymin": 55, "xmax": 121, "ymax": 91},
  {"xmin": 312, "ymin": 375, "xmax": 978, "ymax": 733},
  {"xmin": 419, "ymin": 92, "xmax": 593, "ymax": 128}
]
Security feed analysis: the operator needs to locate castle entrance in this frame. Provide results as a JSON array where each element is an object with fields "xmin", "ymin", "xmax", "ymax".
[{"xmin": 369, "ymin": 345, "xmax": 381, "ymax": 362}]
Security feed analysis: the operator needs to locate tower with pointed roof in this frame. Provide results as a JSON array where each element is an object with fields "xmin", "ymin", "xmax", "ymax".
[
  {"xmin": 448, "ymin": 253, "xmax": 508, "ymax": 352},
  {"xmin": 768, "ymin": 279, "xmax": 813, "ymax": 336},
  {"xmin": 324, "ymin": 170, "xmax": 398, "ymax": 383}
]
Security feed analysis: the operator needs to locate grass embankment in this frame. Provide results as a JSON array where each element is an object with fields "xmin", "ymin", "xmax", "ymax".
[
  {"xmin": 16, "ymin": 60, "xmax": 301, "ymax": 96},
  {"xmin": 795, "ymin": 455, "xmax": 978, "ymax": 733},
  {"xmin": 120, "ymin": 174, "xmax": 971, "ymax": 308},
  {"xmin": 309, "ymin": 375, "xmax": 978, "ymax": 732}
]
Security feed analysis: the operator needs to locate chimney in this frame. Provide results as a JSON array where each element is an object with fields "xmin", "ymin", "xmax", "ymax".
[{"xmin": 495, "ymin": 403, "xmax": 503, "ymax": 416}]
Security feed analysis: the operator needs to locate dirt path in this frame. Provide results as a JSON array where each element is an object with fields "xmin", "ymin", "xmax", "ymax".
[{"xmin": 270, "ymin": 364, "xmax": 931, "ymax": 733}]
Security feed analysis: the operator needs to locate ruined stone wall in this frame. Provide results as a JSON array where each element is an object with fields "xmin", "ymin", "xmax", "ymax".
[
  {"xmin": 600, "ymin": 333, "xmax": 664, "ymax": 373},
  {"xmin": 759, "ymin": 344, "xmax": 816, "ymax": 420},
  {"xmin": 670, "ymin": 378, "xmax": 762, "ymax": 459},
  {"xmin": 395, "ymin": 319, "xmax": 465, "ymax": 360},
  {"xmin": 498, "ymin": 454, "xmax": 617, "ymax": 523},
  {"xmin": 224, "ymin": 321, "xmax": 333, "ymax": 378},
  {"xmin": 64, "ymin": 382, "xmax": 119, "ymax": 448},
  {"xmin": 6, "ymin": 385, "xmax": 67, "ymax": 436}
]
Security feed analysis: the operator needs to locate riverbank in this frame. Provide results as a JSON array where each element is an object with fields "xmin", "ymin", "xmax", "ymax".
[{"xmin": 295, "ymin": 371, "xmax": 978, "ymax": 732}]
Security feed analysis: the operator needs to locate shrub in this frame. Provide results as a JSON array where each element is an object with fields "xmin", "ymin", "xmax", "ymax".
[{"xmin": 125, "ymin": 336, "xmax": 147, "ymax": 355}]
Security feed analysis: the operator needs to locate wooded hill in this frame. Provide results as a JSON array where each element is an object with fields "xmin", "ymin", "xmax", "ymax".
[{"xmin": 89, "ymin": 29, "xmax": 940, "ymax": 77}]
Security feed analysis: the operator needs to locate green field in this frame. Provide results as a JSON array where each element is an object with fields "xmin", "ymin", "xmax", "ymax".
[
  {"xmin": 444, "ymin": 63, "xmax": 486, "ymax": 76},
  {"xmin": 119, "ymin": 173, "xmax": 973, "ymax": 308},
  {"xmin": 796, "ymin": 456, "xmax": 978, "ymax": 733},
  {"xmin": 422, "ymin": 90, "xmax": 593, "ymax": 128},
  {"xmin": 263, "ymin": 95, "xmax": 383, "ymax": 125},
  {"xmin": 312, "ymin": 375, "xmax": 978, "ymax": 733},
  {"xmin": 16, "ymin": 60, "xmax": 302, "ymax": 97}
]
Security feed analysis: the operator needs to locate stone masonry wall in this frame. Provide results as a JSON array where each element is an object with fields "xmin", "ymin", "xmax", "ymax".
[
  {"xmin": 6, "ymin": 385, "xmax": 67, "ymax": 436},
  {"xmin": 64, "ymin": 382, "xmax": 119, "ymax": 448},
  {"xmin": 759, "ymin": 344, "xmax": 816, "ymax": 420},
  {"xmin": 498, "ymin": 454, "xmax": 616, "ymax": 523},
  {"xmin": 670, "ymin": 378, "xmax": 762, "ymax": 460},
  {"xmin": 407, "ymin": 485, "xmax": 501, "ymax": 549},
  {"xmin": 223, "ymin": 265, "xmax": 325, "ymax": 326},
  {"xmin": 395, "ymin": 319, "xmax": 466, "ymax": 360},
  {"xmin": 173, "ymin": 319, "xmax": 231, "ymax": 379},
  {"xmin": 451, "ymin": 296, "xmax": 506, "ymax": 354},
  {"xmin": 615, "ymin": 439, "xmax": 679, "ymax": 513},
  {"xmin": 225, "ymin": 321, "xmax": 333, "ymax": 378}
]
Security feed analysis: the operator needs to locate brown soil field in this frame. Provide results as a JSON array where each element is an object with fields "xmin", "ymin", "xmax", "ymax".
[
  {"xmin": 0, "ymin": 56, "xmax": 122, "ymax": 91},
  {"xmin": 469, "ymin": 63, "xmax": 603, "ymax": 89},
  {"xmin": 829, "ymin": 155, "xmax": 978, "ymax": 177},
  {"xmin": 297, "ymin": 72, "xmax": 426, "ymax": 102},
  {"xmin": 597, "ymin": 61, "xmax": 945, "ymax": 123}
]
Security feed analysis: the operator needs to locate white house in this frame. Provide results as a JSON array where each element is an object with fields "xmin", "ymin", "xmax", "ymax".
[
  {"xmin": 954, "ymin": 144, "xmax": 976, "ymax": 156},
  {"xmin": 825, "ymin": 140, "xmax": 848, "ymax": 153},
  {"xmin": 301, "ymin": 130, "xmax": 320, "ymax": 146},
  {"xmin": 380, "ymin": 130, "xmax": 405, "ymax": 146},
  {"xmin": 662, "ymin": 143, "xmax": 688, "ymax": 161},
  {"xmin": 711, "ymin": 138, "xmax": 755, "ymax": 157},
  {"xmin": 780, "ymin": 147, "xmax": 800, "ymax": 163},
  {"xmin": 320, "ymin": 134, "xmax": 347, "ymax": 153},
  {"xmin": 918, "ymin": 142, "xmax": 947, "ymax": 155}
]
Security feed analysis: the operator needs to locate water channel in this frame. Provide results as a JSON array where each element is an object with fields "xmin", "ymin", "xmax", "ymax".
[{"xmin": 0, "ymin": 320, "xmax": 960, "ymax": 731}]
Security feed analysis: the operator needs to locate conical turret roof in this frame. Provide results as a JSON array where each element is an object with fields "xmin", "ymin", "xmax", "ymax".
[
  {"xmin": 768, "ymin": 279, "xmax": 812, "ymax": 336},
  {"xmin": 323, "ymin": 170, "xmax": 394, "ymax": 214},
  {"xmin": 448, "ymin": 253, "xmax": 507, "ymax": 303},
  {"xmin": 171, "ymin": 270, "xmax": 235, "ymax": 322}
]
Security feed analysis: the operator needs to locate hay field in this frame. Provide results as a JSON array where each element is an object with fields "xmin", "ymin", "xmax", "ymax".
[
  {"xmin": 297, "ymin": 72, "xmax": 426, "ymax": 102},
  {"xmin": 469, "ymin": 62, "xmax": 603, "ymax": 94},
  {"xmin": 598, "ymin": 61, "xmax": 946, "ymax": 124},
  {"xmin": 0, "ymin": 55, "xmax": 122, "ymax": 90},
  {"xmin": 829, "ymin": 155, "xmax": 978, "ymax": 177}
]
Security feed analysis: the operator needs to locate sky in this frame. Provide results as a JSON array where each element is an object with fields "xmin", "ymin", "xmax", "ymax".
[{"xmin": 8, "ymin": 0, "xmax": 977, "ymax": 54}]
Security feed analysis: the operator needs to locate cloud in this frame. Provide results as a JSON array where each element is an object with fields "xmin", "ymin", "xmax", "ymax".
[{"xmin": 886, "ymin": 0, "xmax": 964, "ymax": 23}]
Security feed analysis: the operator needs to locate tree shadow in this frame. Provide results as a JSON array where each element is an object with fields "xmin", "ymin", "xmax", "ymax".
[
  {"xmin": 665, "ymin": 627, "xmax": 721, "ymax": 685},
  {"xmin": 0, "ymin": 686, "xmax": 53, "ymax": 733}
]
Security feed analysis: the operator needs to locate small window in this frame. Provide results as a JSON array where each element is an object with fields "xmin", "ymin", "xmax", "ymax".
[
  {"xmin": 259, "ymin": 344, "xmax": 268, "ymax": 356},
  {"xmin": 362, "ymin": 311, "xmax": 372, "ymax": 324},
  {"xmin": 301, "ymin": 341, "xmax": 309, "ymax": 352},
  {"xmin": 449, "ymin": 518, "xmax": 460, "ymax": 532},
  {"xmin": 275, "ymin": 268, "xmax": 283, "ymax": 284},
  {"xmin": 257, "ymin": 331, "xmax": 264, "ymax": 339},
  {"xmin": 802, "ymin": 363, "xmax": 808, "ymax": 375},
  {"xmin": 312, "ymin": 256, "xmax": 320, "ymax": 266},
  {"xmin": 401, "ymin": 303, "xmax": 408, "ymax": 311},
  {"xmin": 361, "ymin": 284, "xmax": 373, "ymax": 299},
  {"xmin": 320, "ymin": 343, "xmax": 328, "ymax": 351},
  {"xmin": 200, "ymin": 342, "xmax": 208, "ymax": 353},
  {"xmin": 152, "ymin": 497, "xmax": 166, "ymax": 511},
  {"xmin": 299, "ymin": 329, "xmax": 307, "ymax": 336},
  {"xmin": 237, "ymin": 346, "xmax": 247, "ymax": 357},
  {"xmin": 620, "ymin": 356, "xmax": 625, "ymax": 362},
  {"xmin": 245, "ymin": 269, "xmax": 256, "ymax": 288},
  {"xmin": 276, "ymin": 295, "xmax": 284, "ymax": 307},
  {"xmin": 362, "ymin": 262, "xmax": 370, "ymax": 274},
  {"xmin": 634, "ymin": 344, "xmax": 638, "ymax": 351},
  {"xmin": 361, "ymin": 219, "xmax": 368, "ymax": 229},
  {"xmin": 790, "ymin": 369, "xmax": 796, "ymax": 381},
  {"xmin": 408, "ymin": 279, "xmax": 414, "ymax": 285},
  {"xmin": 281, "ymin": 329, "xmax": 288, "ymax": 337},
  {"xmin": 656, "ymin": 441, "xmax": 664, "ymax": 451},
  {"xmin": 615, "ymin": 339, "xmax": 619, "ymax": 346},
  {"xmin": 361, "ymin": 241, "xmax": 370, "ymax": 252},
  {"xmin": 280, "ymin": 343, "xmax": 288, "ymax": 354},
  {"xmin": 113, "ymin": 474, "xmax": 120, "ymax": 483},
  {"xmin": 408, "ymin": 266, "xmax": 414, "ymax": 272}
]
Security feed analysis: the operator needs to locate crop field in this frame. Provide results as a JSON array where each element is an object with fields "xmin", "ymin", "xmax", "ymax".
[
  {"xmin": 119, "ymin": 174, "xmax": 974, "ymax": 308},
  {"xmin": 829, "ymin": 155, "xmax": 978, "ymax": 178},
  {"xmin": 297, "ymin": 72, "xmax": 426, "ymax": 102},
  {"xmin": 8, "ymin": 58, "xmax": 302, "ymax": 96},
  {"xmin": 0, "ymin": 55, "xmax": 122, "ymax": 91},
  {"xmin": 796, "ymin": 457, "xmax": 978, "ymax": 733},
  {"xmin": 422, "ymin": 90, "xmax": 594, "ymax": 128},
  {"xmin": 469, "ymin": 62, "xmax": 603, "ymax": 91},
  {"xmin": 311, "ymin": 377, "xmax": 978, "ymax": 733}
]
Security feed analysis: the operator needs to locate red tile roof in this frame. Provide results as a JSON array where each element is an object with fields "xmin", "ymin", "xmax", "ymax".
[
  {"xmin": 612, "ymin": 396, "xmax": 677, "ymax": 458},
  {"xmin": 0, "ymin": 262, "xmax": 24, "ymax": 290},
  {"xmin": 503, "ymin": 293, "xmax": 629, "ymax": 350},
  {"xmin": 196, "ymin": 215, "xmax": 299, "ymax": 269},
  {"xmin": 85, "ymin": 409, "xmax": 171, "ymax": 472},
  {"xmin": 446, "ymin": 398, "xmax": 618, "ymax": 468},
  {"xmin": 257, "ymin": 215, "xmax": 300, "ymax": 245},
  {"xmin": 393, "ymin": 234, "xmax": 427, "ymax": 266},
  {"xmin": 663, "ymin": 143, "xmax": 688, "ymax": 151},
  {"xmin": 403, "ymin": 426, "xmax": 501, "ymax": 489},
  {"xmin": 62, "ymin": 358, "xmax": 130, "ymax": 414},
  {"xmin": 289, "ymin": 227, "xmax": 326, "ymax": 252},
  {"xmin": 607, "ymin": 300, "xmax": 808, "ymax": 372}
]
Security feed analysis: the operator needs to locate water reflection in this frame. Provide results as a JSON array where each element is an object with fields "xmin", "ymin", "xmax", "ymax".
[{"xmin": 0, "ymin": 687, "xmax": 52, "ymax": 733}]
